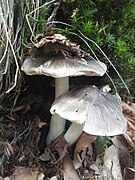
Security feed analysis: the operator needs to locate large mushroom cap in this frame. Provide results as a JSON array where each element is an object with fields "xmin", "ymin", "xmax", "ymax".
[
  {"xmin": 21, "ymin": 33, "xmax": 107, "ymax": 78},
  {"xmin": 50, "ymin": 85, "xmax": 127, "ymax": 136},
  {"xmin": 21, "ymin": 56, "xmax": 107, "ymax": 78}
]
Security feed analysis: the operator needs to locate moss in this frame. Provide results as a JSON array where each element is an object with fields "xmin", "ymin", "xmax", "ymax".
[
  {"xmin": 93, "ymin": 136, "xmax": 112, "ymax": 155},
  {"xmin": 60, "ymin": 0, "xmax": 135, "ymax": 97}
]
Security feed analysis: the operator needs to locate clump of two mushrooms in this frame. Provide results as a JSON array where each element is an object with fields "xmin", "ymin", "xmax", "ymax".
[
  {"xmin": 21, "ymin": 33, "xmax": 127, "ymax": 147},
  {"xmin": 21, "ymin": 34, "xmax": 125, "ymax": 145}
]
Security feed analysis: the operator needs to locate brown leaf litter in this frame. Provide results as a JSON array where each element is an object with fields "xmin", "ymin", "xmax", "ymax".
[{"xmin": 1, "ymin": 88, "xmax": 135, "ymax": 179}]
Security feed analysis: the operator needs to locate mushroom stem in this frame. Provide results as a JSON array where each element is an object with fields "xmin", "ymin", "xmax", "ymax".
[
  {"xmin": 55, "ymin": 77, "xmax": 69, "ymax": 98},
  {"xmin": 46, "ymin": 77, "xmax": 69, "ymax": 145},
  {"xmin": 64, "ymin": 123, "xmax": 84, "ymax": 146}
]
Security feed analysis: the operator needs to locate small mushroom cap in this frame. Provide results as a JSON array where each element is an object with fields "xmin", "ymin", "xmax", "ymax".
[
  {"xmin": 50, "ymin": 85, "xmax": 127, "ymax": 136},
  {"xmin": 21, "ymin": 56, "xmax": 107, "ymax": 78}
]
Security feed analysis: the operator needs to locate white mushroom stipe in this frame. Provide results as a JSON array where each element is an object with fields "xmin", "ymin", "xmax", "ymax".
[
  {"xmin": 46, "ymin": 114, "xmax": 67, "ymax": 145},
  {"xmin": 64, "ymin": 123, "xmax": 84, "ymax": 146},
  {"xmin": 55, "ymin": 77, "xmax": 69, "ymax": 98},
  {"xmin": 46, "ymin": 77, "xmax": 69, "ymax": 145}
]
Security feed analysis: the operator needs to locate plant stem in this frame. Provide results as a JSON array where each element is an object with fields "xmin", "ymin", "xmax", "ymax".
[
  {"xmin": 46, "ymin": 77, "xmax": 69, "ymax": 145},
  {"xmin": 64, "ymin": 123, "xmax": 84, "ymax": 146}
]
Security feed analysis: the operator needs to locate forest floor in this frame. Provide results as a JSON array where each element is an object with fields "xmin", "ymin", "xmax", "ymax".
[{"xmin": 0, "ymin": 77, "xmax": 135, "ymax": 180}]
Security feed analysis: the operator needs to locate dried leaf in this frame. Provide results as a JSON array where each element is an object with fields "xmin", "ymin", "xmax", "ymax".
[
  {"xmin": 75, "ymin": 132, "xmax": 96, "ymax": 153},
  {"xmin": 112, "ymin": 136, "xmax": 134, "ymax": 172},
  {"xmin": 39, "ymin": 148, "xmax": 52, "ymax": 162},
  {"xmin": 129, "ymin": 102, "xmax": 135, "ymax": 111},
  {"xmin": 123, "ymin": 167, "xmax": 135, "ymax": 180},
  {"xmin": 3, "ymin": 166, "xmax": 44, "ymax": 180},
  {"xmin": 124, "ymin": 131, "xmax": 135, "ymax": 151},
  {"xmin": 122, "ymin": 102, "xmax": 135, "ymax": 123},
  {"xmin": 29, "ymin": 33, "xmax": 81, "ymax": 58},
  {"xmin": 62, "ymin": 154, "xmax": 80, "ymax": 180},
  {"xmin": 49, "ymin": 135, "xmax": 80, "ymax": 179},
  {"xmin": 122, "ymin": 102, "xmax": 135, "ymax": 151},
  {"xmin": 49, "ymin": 134, "xmax": 67, "ymax": 163},
  {"xmin": 89, "ymin": 155, "xmax": 104, "ymax": 179},
  {"xmin": 73, "ymin": 132, "xmax": 96, "ymax": 169},
  {"xmin": 103, "ymin": 145, "xmax": 123, "ymax": 180}
]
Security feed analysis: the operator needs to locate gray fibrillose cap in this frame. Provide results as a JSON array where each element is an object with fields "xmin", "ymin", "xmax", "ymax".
[
  {"xmin": 21, "ymin": 56, "xmax": 107, "ymax": 78},
  {"xmin": 21, "ymin": 33, "xmax": 107, "ymax": 78},
  {"xmin": 50, "ymin": 85, "xmax": 127, "ymax": 136}
]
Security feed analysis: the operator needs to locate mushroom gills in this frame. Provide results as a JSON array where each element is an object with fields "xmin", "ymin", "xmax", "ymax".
[{"xmin": 21, "ymin": 56, "xmax": 107, "ymax": 78}]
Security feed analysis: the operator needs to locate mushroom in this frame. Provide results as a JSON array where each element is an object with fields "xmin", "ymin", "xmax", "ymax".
[
  {"xmin": 50, "ymin": 85, "xmax": 127, "ymax": 146},
  {"xmin": 21, "ymin": 34, "xmax": 107, "ymax": 145}
]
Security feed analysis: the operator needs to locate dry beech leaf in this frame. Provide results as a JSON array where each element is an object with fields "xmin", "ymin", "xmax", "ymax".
[
  {"xmin": 124, "ymin": 121, "xmax": 135, "ymax": 150},
  {"xmin": 62, "ymin": 154, "xmax": 80, "ymax": 180},
  {"xmin": 122, "ymin": 102, "xmax": 135, "ymax": 151},
  {"xmin": 89, "ymin": 154, "xmax": 104, "ymax": 179},
  {"xmin": 49, "ymin": 134, "xmax": 68, "ymax": 163},
  {"xmin": 122, "ymin": 102, "xmax": 135, "ymax": 122},
  {"xmin": 112, "ymin": 136, "xmax": 134, "ymax": 172},
  {"xmin": 73, "ymin": 132, "xmax": 96, "ymax": 169},
  {"xmin": 3, "ymin": 166, "xmax": 44, "ymax": 180},
  {"xmin": 39, "ymin": 148, "xmax": 52, "ymax": 162},
  {"xmin": 49, "ymin": 135, "xmax": 80, "ymax": 180},
  {"xmin": 103, "ymin": 145, "xmax": 123, "ymax": 180},
  {"xmin": 74, "ymin": 132, "xmax": 96, "ymax": 153},
  {"xmin": 123, "ymin": 167, "xmax": 135, "ymax": 180},
  {"xmin": 129, "ymin": 102, "xmax": 135, "ymax": 111}
]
